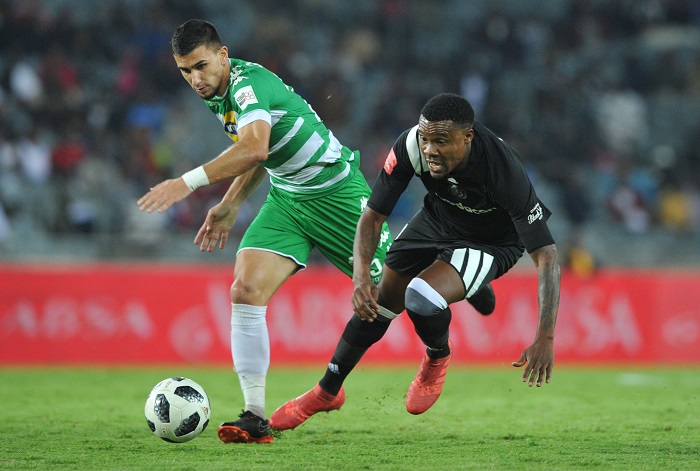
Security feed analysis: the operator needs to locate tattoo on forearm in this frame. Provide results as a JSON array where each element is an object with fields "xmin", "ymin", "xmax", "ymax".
[{"xmin": 537, "ymin": 245, "xmax": 561, "ymax": 334}]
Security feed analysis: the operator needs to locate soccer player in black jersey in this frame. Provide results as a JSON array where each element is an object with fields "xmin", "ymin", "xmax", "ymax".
[{"xmin": 270, "ymin": 93, "xmax": 561, "ymax": 429}]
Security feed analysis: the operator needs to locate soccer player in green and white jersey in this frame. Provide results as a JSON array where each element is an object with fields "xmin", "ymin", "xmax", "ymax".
[{"xmin": 137, "ymin": 19, "xmax": 392, "ymax": 444}]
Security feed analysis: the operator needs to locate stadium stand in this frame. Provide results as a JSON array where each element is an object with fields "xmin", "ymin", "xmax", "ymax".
[{"xmin": 0, "ymin": 0, "xmax": 699, "ymax": 266}]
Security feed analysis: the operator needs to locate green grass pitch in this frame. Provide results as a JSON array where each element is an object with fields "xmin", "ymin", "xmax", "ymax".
[{"xmin": 1, "ymin": 365, "xmax": 699, "ymax": 470}]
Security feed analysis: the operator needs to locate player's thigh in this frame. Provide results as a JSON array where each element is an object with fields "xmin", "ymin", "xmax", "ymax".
[
  {"xmin": 238, "ymin": 195, "xmax": 314, "ymax": 269},
  {"xmin": 232, "ymin": 248, "xmax": 300, "ymax": 305},
  {"xmin": 382, "ymin": 245, "xmax": 440, "ymax": 312},
  {"xmin": 377, "ymin": 265, "xmax": 413, "ymax": 313},
  {"xmin": 416, "ymin": 260, "xmax": 470, "ymax": 305},
  {"xmin": 234, "ymin": 197, "xmax": 313, "ymax": 304}
]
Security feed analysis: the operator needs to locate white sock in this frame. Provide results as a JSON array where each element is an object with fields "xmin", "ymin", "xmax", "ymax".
[{"xmin": 230, "ymin": 303, "xmax": 269, "ymax": 418}]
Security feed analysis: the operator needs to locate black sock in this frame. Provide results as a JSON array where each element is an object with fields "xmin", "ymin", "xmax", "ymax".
[
  {"xmin": 406, "ymin": 307, "xmax": 451, "ymax": 358},
  {"xmin": 319, "ymin": 315, "xmax": 391, "ymax": 395},
  {"xmin": 426, "ymin": 343, "xmax": 451, "ymax": 359}
]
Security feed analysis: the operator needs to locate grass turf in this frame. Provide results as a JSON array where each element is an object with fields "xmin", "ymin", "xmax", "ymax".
[{"xmin": 1, "ymin": 365, "xmax": 698, "ymax": 470}]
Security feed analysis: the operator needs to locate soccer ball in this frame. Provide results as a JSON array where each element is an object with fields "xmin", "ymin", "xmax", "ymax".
[{"xmin": 144, "ymin": 377, "xmax": 211, "ymax": 443}]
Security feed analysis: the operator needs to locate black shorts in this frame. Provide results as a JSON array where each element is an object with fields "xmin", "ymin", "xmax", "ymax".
[{"xmin": 385, "ymin": 209, "xmax": 524, "ymax": 296}]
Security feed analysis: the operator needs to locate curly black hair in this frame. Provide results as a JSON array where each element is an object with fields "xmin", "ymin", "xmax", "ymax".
[
  {"xmin": 420, "ymin": 93, "xmax": 475, "ymax": 127},
  {"xmin": 171, "ymin": 19, "xmax": 222, "ymax": 56}
]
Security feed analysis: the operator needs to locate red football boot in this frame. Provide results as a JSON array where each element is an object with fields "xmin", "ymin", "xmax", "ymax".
[
  {"xmin": 269, "ymin": 383, "xmax": 345, "ymax": 430},
  {"xmin": 406, "ymin": 340, "xmax": 453, "ymax": 415}
]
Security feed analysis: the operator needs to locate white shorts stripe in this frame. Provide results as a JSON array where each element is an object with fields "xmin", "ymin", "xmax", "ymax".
[
  {"xmin": 462, "ymin": 248, "xmax": 482, "ymax": 291},
  {"xmin": 450, "ymin": 248, "xmax": 495, "ymax": 297},
  {"xmin": 467, "ymin": 252, "xmax": 494, "ymax": 298},
  {"xmin": 450, "ymin": 248, "xmax": 466, "ymax": 272}
]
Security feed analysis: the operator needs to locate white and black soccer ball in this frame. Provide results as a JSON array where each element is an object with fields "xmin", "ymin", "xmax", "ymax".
[{"xmin": 144, "ymin": 377, "xmax": 211, "ymax": 443}]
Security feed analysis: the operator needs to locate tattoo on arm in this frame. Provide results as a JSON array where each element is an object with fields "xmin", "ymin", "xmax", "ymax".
[{"xmin": 534, "ymin": 245, "xmax": 561, "ymax": 338}]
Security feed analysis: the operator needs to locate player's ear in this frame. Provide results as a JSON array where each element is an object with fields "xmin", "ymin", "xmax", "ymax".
[
  {"xmin": 464, "ymin": 127, "xmax": 474, "ymax": 144},
  {"xmin": 219, "ymin": 46, "xmax": 228, "ymax": 65}
]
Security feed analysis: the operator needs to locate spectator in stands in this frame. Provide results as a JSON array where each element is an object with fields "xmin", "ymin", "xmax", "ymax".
[
  {"xmin": 561, "ymin": 230, "xmax": 597, "ymax": 278},
  {"xmin": 0, "ymin": 0, "xmax": 698, "ymax": 265},
  {"xmin": 605, "ymin": 159, "xmax": 655, "ymax": 234}
]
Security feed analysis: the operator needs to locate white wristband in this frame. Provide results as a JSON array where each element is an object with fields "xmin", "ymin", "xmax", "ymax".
[{"xmin": 181, "ymin": 166, "xmax": 210, "ymax": 191}]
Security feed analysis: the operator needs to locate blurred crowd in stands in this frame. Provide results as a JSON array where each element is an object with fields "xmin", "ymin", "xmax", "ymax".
[{"xmin": 1, "ymin": 0, "xmax": 699, "ymax": 267}]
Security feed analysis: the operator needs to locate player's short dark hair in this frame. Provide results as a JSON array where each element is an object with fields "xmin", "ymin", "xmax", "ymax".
[
  {"xmin": 420, "ymin": 93, "xmax": 475, "ymax": 128},
  {"xmin": 171, "ymin": 19, "xmax": 222, "ymax": 56}
]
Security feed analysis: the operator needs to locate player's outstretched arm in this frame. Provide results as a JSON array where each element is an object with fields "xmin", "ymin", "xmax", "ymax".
[
  {"xmin": 137, "ymin": 120, "xmax": 271, "ymax": 214},
  {"xmin": 512, "ymin": 244, "xmax": 561, "ymax": 387}
]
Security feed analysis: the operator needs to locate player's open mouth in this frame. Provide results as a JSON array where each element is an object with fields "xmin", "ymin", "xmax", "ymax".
[{"xmin": 426, "ymin": 160, "xmax": 443, "ymax": 171}]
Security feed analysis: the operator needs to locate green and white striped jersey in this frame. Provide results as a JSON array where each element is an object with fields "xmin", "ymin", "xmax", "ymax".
[{"xmin": 204, "ymin": 58, "xmax": 357, "ymax": 198}]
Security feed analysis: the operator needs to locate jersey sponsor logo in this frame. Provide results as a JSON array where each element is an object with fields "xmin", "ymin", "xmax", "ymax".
[
  {"xmin": 436, "ymin": 193, "xmax": 496, "ymax": 214},
  {"xmin": 234, "ymin": 85, "xmax": 258, "ymax": 110},
  {"xmin": 528, "ymin": 202, "xmax": 543, "ymax": 224},
  {"xmin": 222, "ymin": 111, "xmax": 238, "ymax": 142},
  {"xmin": 383, "ymin": 148, "xmax": 398, "ymax": 174}
]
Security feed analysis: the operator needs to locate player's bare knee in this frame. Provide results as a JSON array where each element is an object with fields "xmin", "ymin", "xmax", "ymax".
[
  {"xmin": 230, "ymin": 279, "xmax": 266, "ymax": 305},
  {"xmin": 404, "ymin": 278, "xmax": 448, "ymax": 316}
]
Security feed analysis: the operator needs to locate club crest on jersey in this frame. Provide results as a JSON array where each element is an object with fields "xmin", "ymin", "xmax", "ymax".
[
  {"xmin": 447, "ymin": 178, "xmax": 468, "ymax": 200},
  {"xmin": 234, "ymin": 85, "xmax": 258, "ymax": 110}
]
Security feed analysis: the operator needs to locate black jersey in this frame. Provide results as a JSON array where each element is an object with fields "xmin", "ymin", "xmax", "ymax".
[{"xmin": 368, "ymin": 121, "xmax": 554, "ymax": 253}]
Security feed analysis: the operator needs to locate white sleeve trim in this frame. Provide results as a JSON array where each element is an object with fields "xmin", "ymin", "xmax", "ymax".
[
  {"xmin": 404, "ymin": 125, "xmax": 425, "ymax": 175},
  {"xmin": 237, "ymin": 109, "xmax": 272, "ymax": 129}
]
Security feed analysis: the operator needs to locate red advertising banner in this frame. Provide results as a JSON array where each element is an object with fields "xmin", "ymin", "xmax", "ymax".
[{"xmin": 1, "ymin": 263, "xmax": 699, "ymax": 365}]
